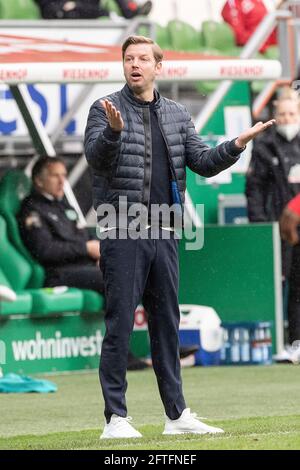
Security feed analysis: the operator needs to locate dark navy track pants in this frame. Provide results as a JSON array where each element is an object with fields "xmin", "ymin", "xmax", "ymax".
[{"xmin": 99, "ymin": 230, "xmax": 186, "ymax": 422}]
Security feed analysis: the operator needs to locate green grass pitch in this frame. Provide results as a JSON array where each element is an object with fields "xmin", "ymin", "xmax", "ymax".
[{"xmin": 0, "ymin": 364, "xmax": 300, "ymax": 450}]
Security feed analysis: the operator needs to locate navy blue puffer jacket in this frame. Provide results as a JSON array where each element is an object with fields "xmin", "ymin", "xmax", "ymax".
[{"xmin": 84, "ymin": 84, "xmax": 241, "ymax": 219}]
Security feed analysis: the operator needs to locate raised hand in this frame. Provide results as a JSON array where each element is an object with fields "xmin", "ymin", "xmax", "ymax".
[
  {"xmin": 235, "ymin": 119, "xmax": 276, "ymax": 148},
  {"xmin": 100, "ymin": 99, "xmax": 124, "ymax": 132}
]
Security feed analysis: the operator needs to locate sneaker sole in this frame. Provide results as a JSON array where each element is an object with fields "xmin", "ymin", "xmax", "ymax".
[
  {"xmin": 163, "ymin": 430, "xmax": 209, "ymax": 435},
  {"xmin": 100, "ymin": 434, "xmax": 142, "ymax": 439}
]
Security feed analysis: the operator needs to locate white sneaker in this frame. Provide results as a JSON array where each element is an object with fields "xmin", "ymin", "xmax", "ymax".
[
  {"xmin": 286, "ymin": 341, "xmax": 300, "ymax": 364},
  {"xmin": 273, "ymin": 343, "xmax": 300, "ymax": 364},
  {"xmin": 163, "ymin": 408, "xmax": 224, "ymax": 435},
  {"xmin": 100, "ymin": 415, "xmax": 142, "ymax": 439}
]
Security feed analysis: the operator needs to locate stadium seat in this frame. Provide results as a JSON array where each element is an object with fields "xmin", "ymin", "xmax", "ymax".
[
  {"xmin": 0, "ymin": 0, "xmax": 40, "ymax": 19},
  {"xmin": 166, "ymin": 19, "xmax": 219, "ymax": 95},
  {"xmin": 137, "ymin": 23, "xmax": 172, "ymax": 50},
  {"xmin": 0, "ymin": 216, "xmax": 32, "ymax": 292},
  {"xmin": 28, "ymin": 287, "xmax": 84, "ymax": 316},
  {"xmin": 166, "ymin": 20, "xmax": 237, "ymax": 96},
  {"xmin": 201, "ymin": 20, "xmax": 241, "ymax": 56},
  {"xmin": 102, "ymin": 0, "xmax": 121, "ymax": 16},
  {"xmin": 155, "ymin": 23, "xmax": 172, "ymax": 50},
  {"xmin": 0, "ymin": 215, "xmax": 83, "ymax": 316},
  {"xmin": 81, "ymin": 289, "xmax": 105, "ymax": 313},
  {"xmin": 0, "ymin": 170, "xmax": 45, "ymax": 288},
  {"xmin": 0, "ymin": 170, "xmax": 105, "ymax": 315},
  {"xmin": 0, "ymin": 267, "xmax": 32, "ymax": 316},
  {"xmin": 167, "ymin": 20, "xmax": 202, "ymax": 52}
]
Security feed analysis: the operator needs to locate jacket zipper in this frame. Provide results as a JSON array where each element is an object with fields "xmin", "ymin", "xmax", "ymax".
[
  {"xmin": 155, "ymin": 110, "xmax": 184, "ymax": 212},
  {"xmin": 142, "ymin": 107, "xmax": 152, "ymax": 213}
]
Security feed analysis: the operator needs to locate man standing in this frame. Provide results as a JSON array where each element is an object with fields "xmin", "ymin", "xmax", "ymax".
[{"xmin": 84, "ymin": 35, "xmax": 274, "ymax": 439}]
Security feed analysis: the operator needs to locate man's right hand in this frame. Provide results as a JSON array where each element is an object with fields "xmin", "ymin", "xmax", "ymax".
[
  {"xmin": 86, "ymin": 240, "xmax": 100, "ymax": 260},
  {"xmin": 100, "ymin": 99, "xmax": 124, "ymax": 132}
]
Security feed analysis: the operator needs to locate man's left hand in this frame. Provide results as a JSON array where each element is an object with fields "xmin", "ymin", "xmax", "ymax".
[{"xmin": 235, "ymin": 119, "xmax": 276, "ymax": 148}]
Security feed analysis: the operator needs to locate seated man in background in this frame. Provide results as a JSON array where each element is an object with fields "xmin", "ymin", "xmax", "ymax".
[
  {"xmin": 18, "ymin": 156, "xmax": 104, "ymax": 293},
  {"xmin": 34, "ymin": 0, "xmax": 152, "ymax": 20}
]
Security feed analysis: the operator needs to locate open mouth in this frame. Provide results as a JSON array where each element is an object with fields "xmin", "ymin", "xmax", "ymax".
[{"xmin": 131, "ymin": 72, "xmax": 142, "ymax": 80}]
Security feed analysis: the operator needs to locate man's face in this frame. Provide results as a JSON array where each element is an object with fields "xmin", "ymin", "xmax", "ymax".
[
  {"xmin": 35, "ymin": 162, "xmax": 67, "ymax": 199},
  {"xmin": 275, "ymin": 99, "xmax": 300, "ymax": 125},
  {"xmin": 123, "ymin": 43, "xmax": 162, "ymax": 95}
]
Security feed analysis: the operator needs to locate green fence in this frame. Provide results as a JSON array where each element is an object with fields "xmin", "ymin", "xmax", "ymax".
[{"xmin": 178, "ymin": 223, "xmax": 283, "ymax": 353}]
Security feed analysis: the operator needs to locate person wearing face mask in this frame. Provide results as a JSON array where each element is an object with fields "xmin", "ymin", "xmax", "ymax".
[{"xmin": 246, "ymin": 87, "xmax": 300, "ymax": 346}]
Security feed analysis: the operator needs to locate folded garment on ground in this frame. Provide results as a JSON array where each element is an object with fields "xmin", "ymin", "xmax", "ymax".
[{"xmin": 0, "ymin": 373, "xmax": 57, "ymax": 393}]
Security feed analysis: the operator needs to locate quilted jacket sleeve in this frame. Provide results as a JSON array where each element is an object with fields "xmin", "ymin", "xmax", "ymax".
[
  {"xmin": 84, "ymin": 99, "xmax": 121, "ymax": 172},
  {"xmin": 184, "ymin": 109, "xmax": 242, "ymax": 177}
]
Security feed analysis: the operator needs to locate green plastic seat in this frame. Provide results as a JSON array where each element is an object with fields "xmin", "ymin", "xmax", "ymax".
[
  {"xmin": 0, "ymin": 290, "xmax": 32, "ymax": 315},
  {"xmin": 0, "ymin": 170, "xmax": 45, "ymax": 288},
  {"xmin": 155, "ymin": 23, "xmax": 172, "ymax": 50},
  {"xmin": 28, "ymin": 288, "xmax": 83, "ymax": 316},
  {"xmin": 101, "ymin": 0, "xmax": 121, "ymax": 15},
  {"xmin": 0, "ymin": 170, "xmax": 104, "ymax": 315},
  {"xmin": 167, "ymin": 20, "xmax": 202, "ymax": 52},
  {"xmin": 0, "ymin": 0, "xmax": 40, "ymax": 19},
  {"xmin": 0, "ymin": 216, "xmax": 83, "ymax": 316},
  {"xmin": 0, "ymin": 216, "xmax": 32, "ymax": 292},
  {"xmin": 0, "ymin": 268, "xmax": 32, "ymax": 316},
  {"xmin": 81, "ymin": 289, "xmax": 105, "ymax": 314},
  {"xmin": 201, "ymin": 20, "xmax": 242, "ymax": 56}
]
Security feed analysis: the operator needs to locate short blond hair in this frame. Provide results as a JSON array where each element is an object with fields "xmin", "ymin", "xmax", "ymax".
[
  {"xmin": 273, "ymin": 86, "xmax": 300, "ymax": 113},
  {"xmin": 122, "ymin": 35, "xmax": 163, "ymax": 64}
]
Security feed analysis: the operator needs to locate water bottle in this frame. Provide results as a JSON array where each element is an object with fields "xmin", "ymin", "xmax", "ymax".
[
  {"xmin": 220, "ymin": 330, "xmax": 226, "ymax": 363},
  {"xmin": 259, "ymin": 328, "xmax": 269, "ymax": 363},
  {"xmin": 240, "ymin": 328, "xmax": 250, "ymax": 363},
  {"xmin": 251, "ymin": 328, "xmax": 263, "ymax": 363},
  {"xmin": 230, "ymin": 328, "xmax": 240, "ymax": 363},
  {"xmin": 263, "ymin": 326, "xmax": 273, "ymax": 364},
  {"xmin": 220, "ymin": 328, "xmax": 231, "ymax": 364}
]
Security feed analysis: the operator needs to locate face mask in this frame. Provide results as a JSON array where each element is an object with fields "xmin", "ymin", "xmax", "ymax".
[{"xmin": 276, "ymin": 123, "xmax": 300, "ymax": 141}]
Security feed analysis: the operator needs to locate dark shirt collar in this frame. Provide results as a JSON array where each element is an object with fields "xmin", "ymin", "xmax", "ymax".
[{"xmin": 122, "ymin": 84, "xmax": 160, "ymax": 107}]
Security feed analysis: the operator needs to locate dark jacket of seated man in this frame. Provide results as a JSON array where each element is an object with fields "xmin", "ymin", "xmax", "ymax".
[{"xmin": 18, "ymin": 157, "xmax": 103, "ymax": 293}]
